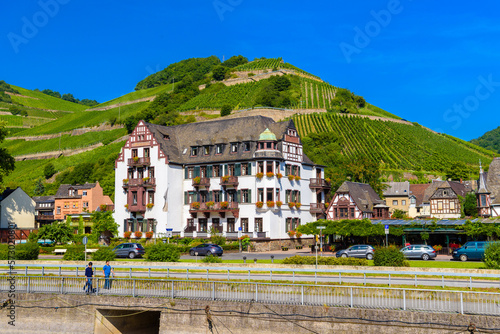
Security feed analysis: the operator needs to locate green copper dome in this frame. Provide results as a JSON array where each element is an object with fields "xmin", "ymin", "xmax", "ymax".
[{"xmin": 258, "ymin": 128, "xmax": 277, "ymax": 141}]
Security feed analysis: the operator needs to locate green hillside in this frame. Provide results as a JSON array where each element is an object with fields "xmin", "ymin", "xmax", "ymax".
[
  {"xmin": 10, "ymin": 86, "xmax": 87, "ymax": 112},
  {"xmin": 470, "ymin": 126, "xmax": 500, "ymax": 154},
  {"xmin": 94, "ymin": 84, "xmax": 174, "ymax": 108},
  {"xmin": 234, "ymin": 57, "xmax": 321, "ymax": 80},
  {"xmin": 294, "ymin": 113, "xmax": 496, "ymax": 173}
]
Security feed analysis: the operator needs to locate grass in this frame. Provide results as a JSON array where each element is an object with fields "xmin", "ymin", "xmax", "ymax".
[
  {"xmin": 1, "ymin": 128, "xmax": 127, "ymax": 156},
  {"xmin": 408, "ymin": 260, "xmax": 486, "ymax": 269},
  {"xmin": 0, "ymin": 115, "xmax": 53, "ymax": 127},
  {"xmin": 10, "ymin": 86, "xmax": 87, "ymax": 112},
  {"xmin": 94, "ymin": 84, "xmax": 172, "ymax": 108}
]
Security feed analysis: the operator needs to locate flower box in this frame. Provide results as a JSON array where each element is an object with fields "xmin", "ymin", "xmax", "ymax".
[
  {"xmin": 222, "ymin": 175, "xmax": 230, "ymax": 182},
  {"xmin": 256, "ymin": 201, "xmax": 264, "ymax": 208},
  {"xmin": 276, "ymin": 201, "xmax": 282, "ymax": 207},
  {"xmin": 146, "ymin": 203, "xmax": 154, "ymax": 209},
  {"xmin": 266, "ymin": 172, "xmax": 274, "ymax": 178},
  {"xmin": 193, "ymin": 176, "xmax": 201, "ymax": 184},
  {"xmin": 123, "ymin": 179, "xmax": 129, "ymax": 184},
  {"xmin": 132, "ymin": 156, "xmax": 139, "ymax": 162},
  {"xmin": 191, "ymin": 202, "xmax": 200, "ymax": 209},
  {"xmin": 288, "ymin": 174, "xmax": 294, "ymax": 181},
  {"xmin": 288, "ymin": 202, "xmax": 295, "ymax": 209},
  {"xmin": 206, "ymin": 201, "xmax": 215, "ymax": 208},
  {"xmin": 145, "ymin": 231, "xmax": 153, "ymax": 239},
  {"xmin": 142, "ymin": 177, "xmax": 150, "ymax": 182},
  {"xmin": 267, "ymin": 201, "xmax": 275, "ymax": 208},
  {"xmin": 124, "ymin": 231, "xmax": 131, "ymax": 239},
  {"xmin": 296, "ymin": 231, "xmax": 302, "ymax": 238},
  {"xmin": 281, "ymin": 246, "xmax": 289, "ymax": 251},
  {"xmin": 134, "ymin": 231, "xmax": 142, "ymax": 238},
  {"xmin": 295, "ymin": 203, "xmax": 302, "ymax": 209},
  {"xmin": 294, "ymin": 175, "xmax": 301, "ymax": 181},
  {"xmin": 124, "ymin": 204, "xmax": 128, "ymax": 209},
  {"xmin": 256, "ymin": 172, "xmax": 264, "ymax": 179},
  {"xmin": 220, "ymin": 201, "xmax": 229, "ymax": 209},
  {"xmin": 288, "ymin": 230, "xmax": 296, "ymax": 237},
  {"xmin": 295, "ymin": 245, "xmax": 303, "ymax": 249},
  {"xmin": 276, "ymin": 173, "xmax": 283, "ymax": 179}
]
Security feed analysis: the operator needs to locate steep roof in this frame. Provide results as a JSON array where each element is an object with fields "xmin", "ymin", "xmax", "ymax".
[
  {"xmin": 55, "ymin": 183, "xmax": 97, "ymax": 198},
  {"xmin": 409, "ymin": 184, "xmax": 430, "ymax": 207},
  {"xmin": 32, "ymin": 196, "xmax": 55, "ymax": 203},
  {"xmin": 425, "ymin": 180, "xmax": 467, "ymax": 201},
  {"xmin": 143, "ymin": 116, "xmax": 316, "ymax": 165},
  {"xmin": 0, "ymin": 187, "xmax": 17, "ymax": 201},
  {"xmin": 383, "ymin": 181, "xmax": 409, "ymax": 197},
  {"xmin": 486, "ymin": 157, "xmax": 500, "ymax": 204},
  {"xmin": 336, "ymin": 181, "xmax": 384, "ymax": 213}
]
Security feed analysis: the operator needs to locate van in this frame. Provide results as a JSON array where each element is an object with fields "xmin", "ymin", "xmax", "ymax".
[{"xmin": 452, "ymin": 241, "xmax": 490, "ymax": 261}]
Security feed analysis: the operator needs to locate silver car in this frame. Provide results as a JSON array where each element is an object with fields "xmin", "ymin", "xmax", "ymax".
[
  {"xmin": 400, "ymin": 245, "xmax": 436, "ymax": 261},
  {"xmin": 336, "ymin": 245, "xmax": 375, "ymax": 260}
]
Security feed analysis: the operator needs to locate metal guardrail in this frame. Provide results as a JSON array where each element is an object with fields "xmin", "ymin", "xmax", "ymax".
[
  {"xmin": 1, "ymin": 276, "xmax": 499, "ymax": 316},
  {"xmin": 1, "ymin": 264, "xmax": 499, "ymax": 289}
]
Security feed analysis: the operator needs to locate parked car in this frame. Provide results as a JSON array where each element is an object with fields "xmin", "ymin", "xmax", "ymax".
[
  {"xmin": 335, "ymin": 245, "xmax": 375, "ymax": 260},
  {"xmin": 112, "ymin": 243, "xmax": 145, "ymax": 259},
  {"xmin": 400, "ymin": 245, "xmax": 436, "ymax": 260},
  {"xmin": 452, "ymin": 241, "xmax": 490, "ymax": 261},
  {"xmin": 189, "ymin": 243, "xmax": 223, "ymax": 256}
]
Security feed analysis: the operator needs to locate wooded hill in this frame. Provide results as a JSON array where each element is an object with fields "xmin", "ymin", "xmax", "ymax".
[{"xmin": 0, "ymin": 55, "xmax": 496, "ymax": 201}]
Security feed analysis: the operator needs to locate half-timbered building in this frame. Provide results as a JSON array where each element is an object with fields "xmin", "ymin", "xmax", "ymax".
[
  {"xmin": 482, "ymin": 157, "xmax": 500, "ymax": 217},
  {"xmin": 326, "ymin": 181, "xmax": 389, "ymax": 220},
  {"xmin": 427, "ymin": 181, "xmax": 466, "ymax": 219}
]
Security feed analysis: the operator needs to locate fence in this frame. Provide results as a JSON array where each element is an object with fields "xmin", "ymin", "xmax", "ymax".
[
  {"xmin": 1, "ymin": 276, "xmax": 499, "ymax": 316},
  {"xmin": 1, "ymin": 264, "xmax": 500, "ymax": 289}
]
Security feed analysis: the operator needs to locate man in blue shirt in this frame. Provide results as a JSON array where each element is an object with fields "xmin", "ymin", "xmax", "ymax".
[
  {"xmin": 84, "ymin": 262, "xmax": 94, "ymax": 294},
  {"xmin": 102, "ymin": 260, "xmax": 115, "ymax": 289}
]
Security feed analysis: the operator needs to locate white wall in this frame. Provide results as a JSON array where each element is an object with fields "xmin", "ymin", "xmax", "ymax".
[{"xmin": 0, "ymin": 188, "xmax": 35, "ymax": 229}]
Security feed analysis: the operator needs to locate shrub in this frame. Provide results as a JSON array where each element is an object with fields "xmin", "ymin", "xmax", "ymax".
[
  {"xmin": 92, "ymin": 247, "xmax": 116, "ymax": 261},
  {"xmin": 221, "ymin": 104, "xmax": 232, "ymax": 117},
  {"xmin": 15, "ymin": 242, "xmax": 40, "ymax": 260},
  {"xmin": 145, "ymin": 243, "xmax": 180, "ymax": 262},
  {"xmin": 484, "ymin": 242, "xmax": 500, "ymax": 269},
  {"xmin": 373, "ymin": 246, "xmax": 409, "ymax": 267},
  {"xmin": 63, "ymin": 245, "xmax": 86, "ymax": 261},
  {"xmin": 202, "ymin": 254, "xmax": 222, "ymax": 263},
  {"xmin": 210, "ymin": 235, "xmax": 226, "ymax": 246},
  {"xmin": 145, "ymin": 231, "xmax": 153, "ymax": 239},
  {"xmin": 39, "ymin": 246, "xmax": 55, "ymax": 254},
  {"xmin": 282, "ymin": 255, "xmax": 368, "ymax": 266}
]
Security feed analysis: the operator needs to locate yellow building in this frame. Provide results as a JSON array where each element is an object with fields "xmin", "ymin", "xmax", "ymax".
[{"xmin": 383, "ymin": 181, "xmax": 410, "ymax": 217}]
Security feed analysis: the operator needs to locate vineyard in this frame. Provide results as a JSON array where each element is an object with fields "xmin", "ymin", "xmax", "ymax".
[
  {"xmin": 293, "ymin": 113, "xmax": 496, "ymax": 172},
  {"xmin": 234, "ymin": 57, "xmax": 321, "ymax": 80}
]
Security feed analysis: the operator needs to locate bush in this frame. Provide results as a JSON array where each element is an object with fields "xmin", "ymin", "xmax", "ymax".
[
  {"xmin": 145, "ymin": 243, "xmax": 180, "ymax": 262},
  {"xmin": 373, "ymin": 246, "xmax": 409, "ymax": 267},
  {"xmin": 63, "ymin": 245, "xmax": 86, "ymax": 261},
  {"xmin": 202, "ymin": 254, "xmax": 222, "ymax": 263},
  {"xmin": 221, "ymin": 104, "xmax": 232, "ymax": 117},
  {"xmin": 210, "ymin": 235, "xmax": 226, "ymax": 246},
  {"xmin": 92, "ymin": 247, "xmax": 117, "ymax": 261},
  {"xmin": 484, "ymin": 242, "xmax": 500, "ymax": 269},
  {"xmin": 15, "ymin": 243, "xmax": 40, "ymax": 260},
  {"xmin": 39, "ymin": 246, "xmax": 55, "ymax": 254},
  {"xmin": 282, "ymin": 255, "xmax": 368, "ymax": 266}
]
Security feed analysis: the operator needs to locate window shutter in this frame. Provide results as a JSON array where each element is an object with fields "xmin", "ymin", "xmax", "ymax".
[
  {"xmin": 247, "ymin": 162, "xmax": 252, "ymax": 175},
  {"xmin": 208, "ymin": 191, "xmax": 212, "ymax": 201},
  {"xmin": 235, "ymin": 163, "xmax": 241, "ymax": 176},
  {"xmin": 298, "ymin": 191, "xmax": 301, "ymax": 203},
  {"xmin": 237, "ymin": 190, "xmax": 241, "ymax": 203},
  {"xmin": 185, "ymin": 167, "xmax": 188, "ymax": 179},
  {"xmin": 194, "ymin": 166, "xmax": 200, "ymax": 177},
  {"xmin": 184, "ymin": 192, "xmax": 188, "ymax": 204},
  {"xmin": 224, "ymin": 164, "xmax": 228, "ymax": 175},
  {"xmin": 286, "ymin": 190, "xmax": 290, "ymax": 203},
  {"xmin": 207, "ymin": 165, "xmax": 212, "ymax": 178},
  {"xmin": 248, "ymin": 189, "xmax": 252, "ymax": 203},
  {"xmin": 298, "ymin": 167, "xmax": 301, "ymax": 177}
]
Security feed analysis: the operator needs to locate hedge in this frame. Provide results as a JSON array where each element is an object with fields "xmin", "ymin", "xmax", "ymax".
[
  {"xmin": 373, "ymin": 246, "xmax": 409, "ymax": 267},
  {"xmin": 282, "ymin": 255, "xmax": 368, "ymax": 266},
  {"xmin": 0, "ymin": 243, "xmax": 39, "ymax": 260}
]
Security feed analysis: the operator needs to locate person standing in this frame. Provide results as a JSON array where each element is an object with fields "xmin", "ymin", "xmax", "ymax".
[
  {"xmin": 102, "ymin": 260, "xmax": 115, "ymax": 289},
  {"xmin": 85, "ymin": 262, "xmax": 94, "ymax": 294}
]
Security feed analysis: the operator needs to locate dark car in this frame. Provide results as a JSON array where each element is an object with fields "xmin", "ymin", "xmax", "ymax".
[
  {"xmin": 400, "ymin": 244, "xmax": 436, "ymax": 260},
  {"xmin": 189, "ymin": 243, "xmax": 223, "ymax": 256},
  {"xmin": 112, "ymin": 243, "xmax": 145, "ymax": 259},
  {"xmin": 336, "ymin": 245, "xmax": 375, "ymax": 260},
  {"xmin": 452, "ymin": 241, "xmax": 491, "ymax": 261}
]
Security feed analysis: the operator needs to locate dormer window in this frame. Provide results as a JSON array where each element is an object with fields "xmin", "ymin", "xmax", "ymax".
[
  {"xmin": 443, "ymin": 190, "xmax": 448, "ymax": 196},
  {"xmin": 287, "ymin": 129, "xmax": 297, "ymax": 136},
  {"xmin": 243, "ymin": 142, "xmax": 250, "ymax": 151},
  {"xmin": 204, "ymin": 146, "xmax": 210, "ymax": 155},
  {"xmin": 69, "ymin": 189, "xmax": 75, "ymax": 196},
  {"xmin": 216, "ymin": 144, "xmax": 223, "ymax": 155},
  {"xmin": 191, "ymin": 147, "xmax": 198, "ymax": 156},
  {"xmin": 231, "ymin": 143, "xmax": 238, "ymax": 153},
  {"xmin": 163, "ymin": 134, "xmax": 170, "ymax": 140},
  {"xmin": 82, "ymin": 191, "xmax": 87, "ymax": 196}
]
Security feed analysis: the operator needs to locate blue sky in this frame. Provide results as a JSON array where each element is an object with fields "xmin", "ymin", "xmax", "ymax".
[{"xmin": 1, "ymin": 0, "xmax": 499, "ymax": 140}]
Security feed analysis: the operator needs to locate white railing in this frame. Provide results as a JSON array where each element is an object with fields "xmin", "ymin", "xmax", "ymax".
[{"xmin": 1, "ymin": 276, "xmax": 499, "ymax": 316}]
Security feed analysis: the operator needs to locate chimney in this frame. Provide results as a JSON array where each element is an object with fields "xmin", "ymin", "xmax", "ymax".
[{"xmin": 460, "ymin": 178, "xmax": 463, "ymax": 184}]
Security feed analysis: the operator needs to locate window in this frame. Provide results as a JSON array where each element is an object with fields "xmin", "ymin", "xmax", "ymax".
[
  {"xmin": 57, "ymin": 207, "xmax": 61, "ymax": 214},
  {"xmin": 349, "ymin": 208, "xmax": 354, "ymax": 218},
  {"xmin": 286, "ymin": 218, "xmax": 292, "ymax": 232},
  {"xmin": 148, "ymin": 192, "xmax": 154, "ymax": 204},
  {"xmin": 132, "ymin": 191, "xmax": 138, "ymax": 205},
  {"xmin": 213, "ymin": 190, "xmax": 221, "ymax": 202},
  {"xmin": 392, "ymin": 200, "xmax": 398, "ymax": 205},
  {"xmin": 198, "ymin": 219, "xmax": 207, "ymax": 232},
  {"xmin": 339, "ymin": 208, "xmax": 348, "ymax": 218},
  {"xmin": 450, "ymin": 201, "xmax": 455, "ymax": 210},
  {"xmin": 187, "ymin": 167, "xmax": 194, "ymax": 179},
  {"xmin": 402, "ymin": 200, "xmax": 406, "ymax": 206},
  {"xmin": 410, "ymin": 197, "xmax": 416, "ymax": 205},
  {"xmin": 191, "ymin": 147, "xmax": 198, "ymax": 156},
  {"xmin": 266, "ymin": 142, "xmax": 273, "ymax": 149},
  {"xmin": 137, "ymin": 168, "xmax": 144, "ymax": 179},
  {"xmin": 227, "ymin": 218, "xmax": 235, "ymax": 232},
  {"xmin": 275, "ymin": 188, "xmax": 280, "ymax": 202},
  {"xmin": 72, "ymin": 202, "xmax": 77, "ymax": 209},
  {"xmin": 437, "ymin": 201, "xmax": 443, "ymax": 210},
  {"xmin": 241, "ymin": 218, "xmax": 249, "ymax": 232},
  {"xmin": 216, "ymin": 144, "xmax": 223, "ymax": 154},
  {"xmin": 82, "ymin": 191, "xmax": 87, "ymax": 196},
  {"xmin": 481, "ymin": 194, "xmax": 486, "ymax": 206},
  {"xmin": 288, "ymin": 129, "xmax": 297, "ymax": 136},
  {"xmin": 266, "ymin": 188, "xmax": 274, "ymax": 202},
  {"xmin": 148, "ymin": 167, "xmax": 155, "ymax": 179},
  {"xmin": 204, "ymin": 146, "xmax": 210, "ymax": 155},
  {"xmin": 144, "ymin": 148, "xmax": 150, "ymax": 158},
  {"xmin": 255, "ymin": 218, "xmax": 263, "ymax": 232},
  {"xmin": 83, "ymin": 202, "xmax": 89, "ymax": 208},
  {"xmin": 128, "ymin": 168, "xmax": 134, "ymax": 179},
  {"xmin": 241, "ymin": 163, "xmax": 249, "ymax": 176},
  {"xmin": 258, "ymin": 161, "xmax": 264, "ymax": 173},
  {"xmin": 241, "ymin": 189, "xmax": 251, "ymax": 203},
  {"xmin": 213, "ymin": 165, "xmax": 221, "ymax": 177},
  {"xmin": 257, "ymin": 188, "xmax": 264, "ymax": 202},
  {"xmin": 243, "ymin": 142, "xmax": 250, "ymax": 151},
  {"xmin": 285, "ymin": 164, "xmax": 291, "ymax": 176},
  {"xmin": 231, "ymin": 143, "xmax": 238, "ymax": 153},
  {"xmin": 443, "ymin": 190, "xmax": 448, "ymax": 196},
  {"xmin": 266, "ymin": 161, "xmax": 273, "ymax": 173},
  {"xmin": 132, "ymin": 149, "xmax": 138, "ymax": 158}
]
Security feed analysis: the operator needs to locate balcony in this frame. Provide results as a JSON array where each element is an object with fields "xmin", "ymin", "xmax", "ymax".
[
  {"xmin": 220, "ymin": 176, "xmax": 238, "ymax": 188},
  {"xmin": 143, "ymin": 177, "xmax": 156, "ymax": 187},
  {"xmin": 309, "ymin": 178, "xmax": 330, "ymax": 189},
  {"xmin": 35, "ymin": 215, "xmax": 55, "ymax": 221},
  {"xmin": 253, "ymin": 150, "xmax": 283, "ymax": 159},
  {"xmin": 190, "ymin": 201, "xmax": 239, "ymax": 212},
  {"xmin": 123, "ymin": 177, "xmax": 156, "ymax": 188},
  {"xmin": 127, "ymin": 157, "xmax": 150, "ymax": 167},
  {"xmin": 127, "ymin": 203, "xmax": 145, "ymax": 213},
  {"xmin": 310, "ymin": 203, "xmax": 326, "ymax": 214},
  {"xmin": 192, "ymin": 177, "xmax": 210, "ymax": 188}
]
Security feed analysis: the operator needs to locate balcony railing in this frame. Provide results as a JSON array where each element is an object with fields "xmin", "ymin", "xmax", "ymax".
[
  {"xmin": 192, "ymin": 177, "xmax": 210, "ymax": 187},
  {"xmin": 254, "ymin": 150, "xmax": 283, "ymax": 159},
  {"xmin": 190, "ymin": 202, "xmax": 239, "ymax": 211},
  {"xmin": 143, "ymin": 177, "xmax": 156, "ymax": 187},
  {"xmin": 127, "ymin": 157, "xmax": 151, "ymax": 167},
  {"xmin": 35, "ymin": 215, "xmax": 54, "ymax": 221},
  {"xmin": 309, "ymin": 178, "xmax": 330, "ymax": 189},
  {"xmin": 310, "ymin": 203, "xmax": 326, "ymax": 214},
  {"xmin": 124, "ymin": 178, "xmax": 156, "ymax": 188},
  {"xmin": 220, "ymin": 176, "xmax": 238, "ymax": 187}
]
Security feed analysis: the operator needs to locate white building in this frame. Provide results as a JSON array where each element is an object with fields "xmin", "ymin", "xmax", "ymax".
[
  {"xmin": 0, "ymin": 187, "xmax": 35, "ymax": 229},
  {"xmin": 114, "ymin": 116, "xmax": 329, "ymax": 240}
]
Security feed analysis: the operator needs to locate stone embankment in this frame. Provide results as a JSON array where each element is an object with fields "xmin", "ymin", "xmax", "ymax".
[
  {"xmin": 7, "ymin": 123, "xmax": 124, "ymax": 141},
  {"xmin": 14, "ymin": 143, "xmax": 104, "ymax": 161}
]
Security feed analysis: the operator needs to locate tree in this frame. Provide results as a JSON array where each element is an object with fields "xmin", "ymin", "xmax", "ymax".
[
  {"xmin": 33, "ymin": 178, "xmax": 45, "ymax": 195},
  {"xmin": 37, "ymin": 222, "xmax": 73, "ymax": 244},
  {"xmin": 43, "ymin": 162, "xmax": 56, "ymax": 179},
  {"xmin": 212, "ymin": 66, "xmax": 227, "ymax": 81},
  {"xmin": 222, "ymin": 55, "xmax": 248, "ymax": 68},
  {"xmin": 446, "ymin": 161, "xmax": 471, "ymax": 181},
  {"xmin": 391, "ymin": 209, "xmax": 407, "ymax": 219},
  {"xmin": 220, "ymin": 104, "xmax": 232, "ymax": 117},
  {"xmin": 484, "ymin": 242, "xmax": 500, "ymax": 269},
  {"xmin": 0, "ymin": 124, "xmax": 15, "ymax": 189},
  {"xmin": 91, "ymin": 211, "xmax": 119, "ymax": 241},
  {"xmin": 78, "ymin": 216, "xmax": 85, "ymax": 235},
  {"xmin": 463, "ymin": 192, "xmax": 478, "ymax": 218}
]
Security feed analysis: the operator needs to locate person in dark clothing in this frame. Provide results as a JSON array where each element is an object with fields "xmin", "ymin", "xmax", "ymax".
[{"xmin": 84, "ymin": 262, "xmax": 94, "ymax": 294}]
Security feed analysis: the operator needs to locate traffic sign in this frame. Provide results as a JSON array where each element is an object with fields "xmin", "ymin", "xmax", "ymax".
[
  {"xmin": 166, "ymin": 228, "xmax": 173, "ymax": 238},
  {"xmin": 238, "ymin": 227, "xmax": 242, "ymax": 231},
  {"xmin": 238, "ymin": 230, "xmax": 242, "ymax": 238},
  {"xmin": 166, "ymin": 228, "xmax": 173, "ymax": 231},
  {"xmin": 82, "ymin": 236, "xmax": 88, "ymax": 245},
  {"xmin": 385, "ymin": 225, "xmax": 389, "ymax": 235}
]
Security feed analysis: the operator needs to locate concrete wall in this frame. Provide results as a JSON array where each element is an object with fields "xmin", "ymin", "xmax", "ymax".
[{"xmin": 2, "ymin": 293, "xmax": 499, "ymax": 334}]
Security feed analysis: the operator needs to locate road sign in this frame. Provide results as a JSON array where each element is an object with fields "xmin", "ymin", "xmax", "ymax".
[
  {"xmin": 166, "ymin": 228, "xmax": 173, "ymax": 231},
  {"xmin": 238, "ymin": 227, "xmax": 242, "ymax": 231},
  {"xmin": 166, "ymin": 228, "xmax": 173, "ymax": 238},
  {"xmin": 385, "ymin": 225, "xmax": 389, "ymax": 235},
  {"xmin": 82, "ymin": 236, "xmax": 88, "ymax": 245},
  {"xmin": 317, "ymin": 226, "xmax": 326, "ymax": 229}
]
